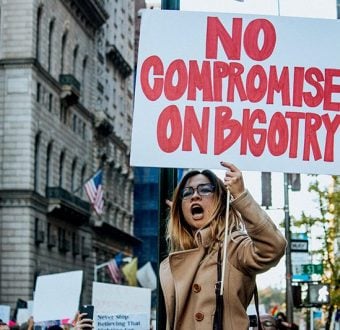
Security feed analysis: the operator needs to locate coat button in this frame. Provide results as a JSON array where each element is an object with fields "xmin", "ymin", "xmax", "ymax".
[
  {"xmin": 193, "ymin": 283, "xmax": 201, "ymax": 293},
  {"xmin": 195, "ymin": 312, "xmax": 204, "ymax": 321}
]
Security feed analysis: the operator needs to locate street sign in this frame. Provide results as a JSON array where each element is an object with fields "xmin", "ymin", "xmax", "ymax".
[
  {"xmin": 291, "ymin": 239, "xmax": 308, "ymax": 252},
  {"xmin": 302, "ymin": 264, "xmax": 323, "ymax": 275}
]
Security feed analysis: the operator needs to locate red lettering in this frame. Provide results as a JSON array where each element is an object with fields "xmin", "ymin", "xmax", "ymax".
[
  {"xmin": 285, "ymin": 112, "xmax": 305, "ymax": 158},
  {"xmin": 267, "ymin": 66, "xmax": 290, "ymax": 105},
  {"xmin": 213, "ymin": 61, "xmax": 229, "ymax": 101},
  {"xmin": 322, "ymin": 114, "xmax": 340, "ymax": 162},
  {"xmin": 303, "ymin": 67, "xmax": 324, "ymax": 107},
  {"xmin": 183, "ymin": 106, "xmax": 210, "ymax": 153},
  {"xmin": 187, "ymin": 61, "xmax": 213, "ymax": 101},
  {"xmin": 227, "ymin": 62, "xmax": 247, "ymax": 102},
  {"xmin": 303, "ymin": 113, "xmax": 322, "ymax": 161},
  {"xmin": 246, "ymin": 65, "xmax": 267, "ymax": 103},
  {"xmin": 323, "ymin": 68, "xmax": 340, "ymax": 111},
  {"xmin": 140, "ymin": 55, "xmax": 164, "ymax": 101},
  {"xmin": 267, "ymin": 112, "xmax": 288, "ymax": 156},
  {"xmin": 243, "ymin": 19, "xmax": 276, "ymax": 61},
  {"xmin": 164, "ymin": 59, "xmax": 188, "ymax": 100},
  {"xmin": 157, "ymin": 105, "xmax": 182, "ymax": 152},
  {"xmin": 206, "ymin": 17, "xmax": 242, "ymax": 60},
  {"xmin": 240, "ymin": 109, "xmax": 267, "ymax": 156},
  {"xmin": 292, "ymin": 67, "xmax": 305, "ymax": 107},
  {"xmin": 214, "ymin": 106, "xmax": 241, "ymax": 154}
]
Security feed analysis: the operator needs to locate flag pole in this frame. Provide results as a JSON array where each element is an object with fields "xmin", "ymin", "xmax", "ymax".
[
  {"xmin": 72, "ymin": 167, "xmax": 102, "ymax": 194},
  {"xmin": 94, "ymin": 260, "xmax": 111, "ymax": 282}
]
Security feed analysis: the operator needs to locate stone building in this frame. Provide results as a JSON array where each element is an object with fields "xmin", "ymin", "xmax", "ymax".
[{"xmin": 0, "ymin": 0, "xmax": 138, "ymax": 309}]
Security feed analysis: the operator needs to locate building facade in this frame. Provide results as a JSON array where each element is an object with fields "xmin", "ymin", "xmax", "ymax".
[{"xmin": 0, "ymin": 0, "xmax": 137, "ymax": 309}]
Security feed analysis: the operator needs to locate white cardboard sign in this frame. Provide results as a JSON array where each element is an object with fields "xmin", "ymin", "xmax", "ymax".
[
  {"xmin": 131, "ymin": 10, "xmax": 340, "ymax": 175},
  {"xmin": 33, "ymin": 270, "xmax": 83, "ymax": 323},
  {"xmin": 92, "ymin": 282, "xmax": 151, "ymax": 330}
]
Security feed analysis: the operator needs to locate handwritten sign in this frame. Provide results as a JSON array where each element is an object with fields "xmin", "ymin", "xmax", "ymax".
[{"xmin": 131, "ymin": 10, "xmax": 340, "ymax": 175}]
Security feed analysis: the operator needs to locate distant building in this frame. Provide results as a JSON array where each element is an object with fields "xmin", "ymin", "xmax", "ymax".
[{"xmin": 0, "ymin": 0, "xmax": 138, "ymax": 309}]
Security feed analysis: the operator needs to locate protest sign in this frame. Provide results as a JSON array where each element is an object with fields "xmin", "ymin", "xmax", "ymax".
[
  {"xmin": 0, "ymin": 305, "xmax": 10, "ymax": 324},
  {"xmin": 16, "ymin": 309, "xmax": 30, "ymax": 326},
  {"xmin": 92, "ymin": 282, "xmax": 151, "ymax": 330},
  {"xmin": 136, "ymin": 262, "xmax": 157, "ymax": 291},
  {"xmin": 131, "ymin": 10, "xmax": 340, "ymax": 175},
  {"xmin": 33, "ymin": 270, "xmax": 83, "ymax": 323}
]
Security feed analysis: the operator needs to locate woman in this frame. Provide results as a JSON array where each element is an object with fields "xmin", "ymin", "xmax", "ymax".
[{"xmin": 160, "ymin": 161, "xmax": 287, "ymax": 330}]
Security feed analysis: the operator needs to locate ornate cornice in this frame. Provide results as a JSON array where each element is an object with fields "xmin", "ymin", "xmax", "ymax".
[{"xmin": 61, "ymin": 0, "xmax": 109, "ymax": 34}]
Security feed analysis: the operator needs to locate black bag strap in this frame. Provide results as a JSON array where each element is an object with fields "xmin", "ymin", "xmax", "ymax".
[{"xmin": 213, "ymin": 244, "xmax": 224, "ymax": 330}]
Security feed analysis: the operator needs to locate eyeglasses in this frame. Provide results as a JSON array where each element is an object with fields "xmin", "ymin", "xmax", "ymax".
[{"xmin": 181, "ymin": 183, "xmax": 215, "ymax": 200}]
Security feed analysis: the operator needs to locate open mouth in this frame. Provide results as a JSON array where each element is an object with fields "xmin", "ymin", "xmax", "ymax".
[{"xmin": 191, "ymin": 204, "xmax": 204, "ymax": 220}]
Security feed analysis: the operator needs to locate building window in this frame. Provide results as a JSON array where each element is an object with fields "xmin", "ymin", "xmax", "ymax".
[
  {"xmin": 81, "ymin": 56, "xmax": 87, "ymax": 105},
  {"xmin": 82, "ymin": 123, "xmax": 86, "ymax": 140},
  {"xmin": 60, "ymin": 32, "xmax": 67, "ymax": 74},
  {"xmin": 47, "ymin": 19, "xmax": 55, "ymax": 73},
  {"xmin": 80, "ymin": 165, "xmax": 86, "ymax": 197},
  {"xmin": 46, "ymin": 141, "xmax": 53, "ymax": 190},
  {"xmin": 34, "ymin": 133, "xmax": 41, "ymax": 192},
  {"xmin": 59, "ymin": 151, "xmax": 65, "ymax": 187},
  {"xmin": 48, "ymin": 94, "xmax": 53, "ymax": 112},
  {"xmin": 71, "ymin": 158, "xmax": 77, "ymax": 192},
  {"xmin": 37, "ymin": 82, "xmax": 41, "ymax": 102},
  {"xmin": 72, "ymin": 114, "xmax": 77, "ymax": 132},
  {"xmin": 36, "ymin": 6, "xmax": 43, "ymax": 61},
  {"xmin": 73, "ymin": 45, "xmax": 79, "ymax": 77}
]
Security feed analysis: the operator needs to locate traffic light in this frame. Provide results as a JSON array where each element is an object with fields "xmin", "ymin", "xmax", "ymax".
[
  {"xmin": 261, "ymin": 172, "xmax": 272, "ymax": 208},
  {"xmin": 287, "ymin": 173, "xmax": 301, "ymax": 191},
  {"xmin": 309, "ymin": 283, "xmax": 330, "ymax": 305},
  {"xmin": 292, "ymin": 282, "xmax": 330, "ymax": 307},
  {"xmin": 292, "ymin": 285, "xmax": 302, "ymax": 307}
]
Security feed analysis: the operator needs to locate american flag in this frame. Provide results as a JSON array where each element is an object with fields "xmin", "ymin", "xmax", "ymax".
[
  {"xmin": 107, "ymin": 258, "xmax": 122, "ymax": 284},
  {"xmin": 84, "ymin": 170, "xmax": 104, "ymax": 215}
]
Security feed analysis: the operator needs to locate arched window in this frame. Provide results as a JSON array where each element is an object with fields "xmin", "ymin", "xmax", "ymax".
[
  {"xmin": 72, "ymin": 45, "xmax": 79, "ymax": 76},
  {"xmin": 71, "ymin": 158, "xmax": 77, "ymax": 192},
  {"xmin": 81, "ymin": 56, "xmax": 87, "ymax": 105},
  {"xmin": 60, "ymin": 32, "xmax": 68, "ymax": 74},
  {"xmin": 47, "ymin": 19, "xmax": 55, "ymax": 73},
  {"xmin": 46, "ymin": 141, "xmax": 53, "ymax": 190},
  {"xmin": 80, "ymin": 165, "xmax": 86, "ymax": 197},
  {"xmin": 34, "ymin": 133, "xmax": 41, "ymax": 192},
  {"xmin": 59, "ymin": 151, "xmax": 65, "ymax": 187},
  {"xmin": 36, "ymin": 6, "xmax": 43, "ymax": 61}
]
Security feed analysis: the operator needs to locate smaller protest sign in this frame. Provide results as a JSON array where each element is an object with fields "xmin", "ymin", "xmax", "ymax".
[
  {"xmin": 33, "ymin": 270, "xmax": 83, "ymax": 324},
  {"xmin": 92, "ymin": 282, "xmax": 151, "ymax": 330},
  {"xmin": 0, "ymin": 305, "xmax": 10, "ymax": 324}
]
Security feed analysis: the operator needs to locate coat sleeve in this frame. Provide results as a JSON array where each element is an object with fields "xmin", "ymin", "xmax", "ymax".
[{"xmin": 229, "ymin": 189, "xmax": 287, "ymax": 275}]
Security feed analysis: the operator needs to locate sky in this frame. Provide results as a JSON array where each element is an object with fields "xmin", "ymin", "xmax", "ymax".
[{"xmin": 144, "ymin": 0, "xmax": 336, "ymax": 291}]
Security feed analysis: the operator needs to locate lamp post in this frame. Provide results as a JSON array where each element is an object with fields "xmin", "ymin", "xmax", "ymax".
[{"xmin": 284, "ymin": 173, "xmax": 293, "ymax": 323}]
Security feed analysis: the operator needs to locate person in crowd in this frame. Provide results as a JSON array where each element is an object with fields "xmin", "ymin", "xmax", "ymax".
[
  {"xmin": 276, "ymin": 312, "xmax": 299, "ymax": 330},
  {"xmin": 73, "ymin": 312, "xmax": 93, "ymax": 330},
  {"xmin": 159, "ymin": 161, "xmax": 287, "ymax": 329},
  {"xmin": 0, "ymin": 321, "xmax": 10, "ymax": 330},
  {"xmin": 258, "ymin": 314, "xmax": 278, "ymax": 330}
]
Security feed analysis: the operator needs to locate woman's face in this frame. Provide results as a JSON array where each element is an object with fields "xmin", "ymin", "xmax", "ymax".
[{"xmin": 181, "ymin": 174, "xmax": 216, "ymax": 230}]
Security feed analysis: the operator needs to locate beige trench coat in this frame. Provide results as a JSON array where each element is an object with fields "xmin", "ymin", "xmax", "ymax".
[{"xmin": 160, "ymin": 190, "xmax": 287, "ymax": 330}]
